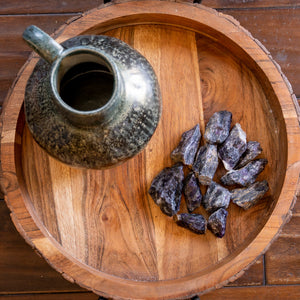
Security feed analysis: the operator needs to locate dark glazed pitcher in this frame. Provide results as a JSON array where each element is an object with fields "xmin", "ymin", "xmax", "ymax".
[{"xmin": 22, "ymin": 25, "xmax": 161, "ymax": 169}]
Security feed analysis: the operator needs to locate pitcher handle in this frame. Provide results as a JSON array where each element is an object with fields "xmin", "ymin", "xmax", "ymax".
[{"xmin": 23, "ymin": 25, "xmax": 64, "ymax": 64}]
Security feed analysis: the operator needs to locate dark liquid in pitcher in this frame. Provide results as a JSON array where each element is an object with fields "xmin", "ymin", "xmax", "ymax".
[{"xmin": 60, "ymin": 62, "xmax": 114, "ymax": 111}]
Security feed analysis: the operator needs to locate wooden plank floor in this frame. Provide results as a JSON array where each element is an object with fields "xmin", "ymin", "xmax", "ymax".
[{"xmin": 0, "ymin": 0, "xmax": 299, "ymax": 299}]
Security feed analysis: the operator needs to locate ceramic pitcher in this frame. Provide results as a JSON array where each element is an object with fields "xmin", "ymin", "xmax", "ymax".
[{"xmin": 22, "ymin": 25, "xmax": 161, "ymax": 169}]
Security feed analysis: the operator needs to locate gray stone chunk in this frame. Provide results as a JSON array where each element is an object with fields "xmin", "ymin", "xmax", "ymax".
[
  {"xmin": 174, "ymin": 213, "xmax": 207, "ymax": 234},
  {"xmin": 231, "ymin": 180, "xmax": 269, "ymax": 210},
  {"xmin": 221, "ymin": 158, "xmax": 268, "ymax": 187},
  {"xmin": 183, "ymin": 172, "xmax": 202, "ymax": 213},
  {"xmin": 148, "ymin": 164, "xmax": 184, "ymax": 216},
  {"xmin": 171, "ymin": 124, "xmax": 201, "ymax": 166},
  {"xmin": 192, "ymin": 144, "xmax": 219, "ymax": 185},
  {"xmin": 218, "ymin": 123, "xmax": 247, "ymax": 170},
  {"xmin": 204, "ymin": 110, "xmax": 232, "ymax": 144},
  {"xmin": 208, "ymin": 208, "xmax": 228, "ymax": 238},
  {"xmin": 203, "ymin": 181, "xmax": 231, "ymax": 213},
  {"xmin": 235, "ymin": 141, "xmax": 262, "ymax": 169}
]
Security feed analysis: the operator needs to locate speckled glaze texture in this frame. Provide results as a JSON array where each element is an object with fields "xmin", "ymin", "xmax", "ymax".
[{"xmin": 24, "ymin": 35, "xmax": 161, "ymax": 169}]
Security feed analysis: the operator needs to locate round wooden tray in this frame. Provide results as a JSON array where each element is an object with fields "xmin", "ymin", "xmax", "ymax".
[{"xmin": 1, "ymin": 1, "xmax": 300, "ymax": 299}]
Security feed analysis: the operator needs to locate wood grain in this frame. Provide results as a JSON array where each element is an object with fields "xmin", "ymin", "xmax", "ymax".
[
  {"xmin": 1, "ymin": 7, "xmax": 299, "ymax": 107},
  {"xmin": 280, "ymin": 215, "xmax": 300, "ymax": 237},
  {"xmin": 0, "ymin": 293, "xmax": 98, "ymax": 300},
  {"xmin": 1, "ymin": 1, "xmax": 299, "ymax": 299},
  {"xmin": 2, "ymin": 286, "xmax": 300, "ymax": 300},
  {"xmin": 0, "ymin": 0, "xmax": 298, "ymax": 15},
  {"xmin": 0, "ymin": 15, "xmax": 79, "ymax": 52},
  {"xmin": 202, "ymin": 285, "xmax": 300, "ymax": 300},
  {"xmin": 226, "ymin": 256, "xmax": 264, "ymax": 287},
  {"xmin": 20, "ymin": 22, "xmax": 278, "ymax": 281},
  {"xmin": 0, "ymin": 197, "xmax": 271, "ymax": 294},
  {"xmin": 203, "ymin": 0, "xmax": 300, "ymax": 8},
  {"xmin": 0, "ymin": 1, "xmax": 104, "ymax": 14},
  {"xmin": 0, "ymin": 202, "xmax": 83, "ymax": 294},
  {"xmin": 225, "ymin": 8, "xmax": 300, "ymax": 96},
  {"xmin": 265, "ymin": 236, "xmax": 300, "ymax": 284},
  {"xmin": 0, "ymin": 53, "xmax": 28, "ymax": 105},
  {"xmin": 20, "ymin": 25, "xmax": 207, "ymax": 281},
  {"xmin": 292, "ymin": 197, "xmax": 300, "ymax": 214},
  {"xmin": 0, "ymin": 15, "xmax": 78, "ymax": 105}
]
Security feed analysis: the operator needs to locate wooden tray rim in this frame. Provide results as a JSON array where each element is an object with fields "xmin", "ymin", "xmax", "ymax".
[{"xmin": 1, "ymin": 1, "xmax": 300, "ymax": 299}]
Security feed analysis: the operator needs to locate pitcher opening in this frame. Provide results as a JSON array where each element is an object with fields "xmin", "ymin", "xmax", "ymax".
[
  {"xmin": 52, "ymin": 48, "xmax": 116, "ymax": 113},
  {"xmin": 59, "ymin": 62, "xmax": 114, "ymax": 111}
]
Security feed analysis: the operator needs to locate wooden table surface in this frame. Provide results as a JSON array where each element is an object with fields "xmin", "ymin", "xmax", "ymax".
[{"xmin": 0, "ymin": 1, "xmax": 299, "ymax": 299}]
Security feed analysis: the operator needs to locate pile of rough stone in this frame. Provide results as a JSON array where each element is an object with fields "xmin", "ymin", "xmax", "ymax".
[{"xmin": 149, "ymin": 111, "xmax": 269, "ymax": 238}]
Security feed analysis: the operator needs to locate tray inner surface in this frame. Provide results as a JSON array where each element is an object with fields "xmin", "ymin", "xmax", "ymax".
[{"xmin": 19, "ymin": 24, "xmax": 286, "ymax": 281}]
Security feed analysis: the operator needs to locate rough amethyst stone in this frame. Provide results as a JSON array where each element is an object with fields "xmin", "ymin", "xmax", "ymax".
[
  {"xmin": 204, "ymin": 110, "xmax": 232, "ymax": 144},
  {"xmin": 208, "ymin": 208, "xmax": 228, "ymax": 238},
  {"xmin": 221, "ymin": 158, "xmax": 268, "ymax": 187},
  {"xmin": 149, "ymin": 164, "xmax": 184, "ymax": 216},
  {"xmin": 174, "ymin": 213, "xmax": 207, "ymax": 234},
  {"xmin": 171, "ymin": 124, "xmax": 201, "ymax": 166},
  {"xmin": 235, "ymin": 141, "xmax": 262, "ymax": 169},
  {"xmin": 183, "ymin": 172, "xmax": 202, "ymax": 213},
  {"xmin": 231, "ymin": 180, "xmax": 269, "ymax": 210},
  {"xmin": 192, "ymin": 144, "xmax": 219, "ymax": 185},
  {"xmin": 218, "ymin": 123, "xmax": 247, "ymax": 170},
  {"xmin": 203, "ymin": 181, "xmax": 231, "ymax": 213}
]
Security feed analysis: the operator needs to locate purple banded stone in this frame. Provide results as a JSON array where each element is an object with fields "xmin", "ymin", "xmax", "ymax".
[
  {"xmin": 174, "ymin": 213, "xmax": 207, "ymax": 234},
  {"xmin": 203, "ymin": 181, "xmax": 231, "ymax": 213},
  {"xmin": 231, "ymin": 180, "xmax": 269, "ymax": 210},
  {"xmin": 221, "ymin": 158, "xmax": 268, "ymax": 187},
  {"xmin": 218, "ymin": 123, "xmax": 247, "ymax": 170},
  {"xmin": 192, "ymin": 144, "xmax": 219, "ymax": 185},
  {"xmin": 183, "ymin": 172, "xmax": 202, "ymax": 213},
  {"xmin": 208, "ymin": 208, "xmax": 228, "ymax": 238},
  {"xmin": 204, "ymin": 110, "xmax": 232, "ymax": 144},
  {"xmin": 171, "ymin": 124, "xmax": 201, "ymax": 166},
  {"xmin": 149, "ymin": 164, "xmax": 184, "ymax": 217}
]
